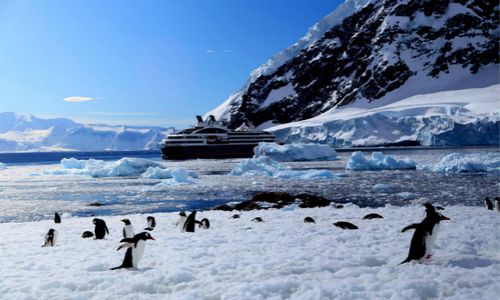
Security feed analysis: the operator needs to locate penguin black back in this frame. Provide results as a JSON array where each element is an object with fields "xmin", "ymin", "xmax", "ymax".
[
  {"xmin": 484, "ymin": 197, "xmax": 494, "ymax": 210},
  {"xmin": 54, "ymin": 212, "xmax": 61, "ymax": 224},
  {"xmin": 363, "ymin": 213, "xmax": 383, "ymax": 220},
  {"xmin": 304, "ymin": 217, "xmax": 315, "ymax": 223},
  {"xmin": 400, "ymin": 203, "xmax": 450, "ymax": 264},
  {"xmin": 251, "ymin": 217, "xmax": 263, "ymax": 223},
  {"xmin": 93, "ymin": 218, "xmax": 109, "ymax": 239},
  {"xmin": 333, "ymin": 221, "xmax": 358, "ymax": 230},
  {"xmin": 183, "ymin": 211, "xmax": 197, "ymax": 233}
]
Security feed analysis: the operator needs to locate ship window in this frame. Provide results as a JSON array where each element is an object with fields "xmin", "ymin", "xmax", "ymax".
[{"xmin": 195, "ymin": 128, "xmax": 228, "ymax": 134}]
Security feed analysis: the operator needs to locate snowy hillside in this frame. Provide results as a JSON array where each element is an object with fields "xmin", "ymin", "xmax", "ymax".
[
  {"xmin": 0, "ymin": 112, "xmax": 172, "ymax": 152},
  {"xmin": 205, "ymin": 0, "xmax": 499, "ymax": 146}
]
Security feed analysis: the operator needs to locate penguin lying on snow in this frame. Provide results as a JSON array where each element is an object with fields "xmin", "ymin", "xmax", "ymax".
[
  {"xmin": 144, "ymin": 216, "xmax": 156, "ymax": 231},
  {"xmin": 251, "ymin": 217, "xmax": 264, "ymax": 223},
  {"xmin": 198, "ymin": 218, "xmax": 210, "ymax": 229},
  {"xmin": 42, "ymin": 229, "xmax": 58, "ymax": 247},
  {"xmin": 93, "ymin": 218, "xmax": 109, "ymax": 239},
  {"xmin": 333, "ymin": 221, "xmax": 358, "ymax": 230},
  {"xmin": 400, "ymin": 203, "xmax": 450, "ymax": 264},
  {"xmin": 110, "ymin": 232, "xmax": 155, "ymax": 270},
  {"xmin": 363, "ymin": 213, "xmax": 383, "ymax": 220},
  {"xmin": 304, "ymin": 217, "xmax": 315, "ymax": 223},
  {"xmin": 484, "ymin": 197, "xmax": 494, "ymax": 210},
  {"xmin": 54, "ymin": 212, "xmax": 61, "ymax": 224},
  {"xmin": 82, "ymin": 231, "xmax": 94, "ymax": 238},
  {"xmin": 121, "ymin": 219, "xmax": 134, "ymax": 239}
]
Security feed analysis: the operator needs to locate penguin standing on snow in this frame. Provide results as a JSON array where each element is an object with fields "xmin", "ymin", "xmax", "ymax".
[
  {"xmin": 93, "ymin": 218, "xmax": 109, "ymax": 239},
  {"xmin": 484, "ymin": 197, "xmax": 494, "ymax": 210},
  {"xmin": 183, "ymin": 211, "xmax": 197, "ymax": 233},
  {"xmin": 121, "ymin": 219, "xmax": 134, "ymax": 239},
  {"xmin": 176, "ymin": 211, "xmax": 187, "ymax": 231},
  {"xmin": 54, "ymin": 212, "xmax": 61, "ymax": 224},
  {"xmin": 42, "ymin": 229, "xmax": 58, "ymax": 247},
  {"xmin": 144, "ymin": 216, "xmax": 156, "ymax": 231},
  {"xmin": 110, "ymin": 232, "xmax": 155, "ymax": 270},
  {"xmin": 400, "ymin": 203, "xmax": 450, "ymax": 264}
]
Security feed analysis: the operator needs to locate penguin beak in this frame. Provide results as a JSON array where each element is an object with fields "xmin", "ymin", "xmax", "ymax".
[
  {"xmin": 149, "ymin": 236, "xmax": 155, "ymax": 241},
  {"xmin": 442, "ymin": 216, "xmax": 450, "ymax": 221}
]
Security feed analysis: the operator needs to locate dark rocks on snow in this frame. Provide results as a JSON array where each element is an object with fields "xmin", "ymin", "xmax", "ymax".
[{"xmin": 213, "ymin": 191, "xmax": 334, "ymax": 211}]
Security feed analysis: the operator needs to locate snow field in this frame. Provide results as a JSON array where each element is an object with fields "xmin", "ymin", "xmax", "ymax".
[{"xmin": 0, "ymin": 205, "xmax": 498, "ymax": 299}]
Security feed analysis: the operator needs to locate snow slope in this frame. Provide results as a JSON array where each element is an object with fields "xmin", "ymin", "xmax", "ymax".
[
  {"xmin": 270, "ymin": 84, "xmax": 500, "ymax": 146},
  {"xmin": 0, "ymin": 112, "xmax": 172, "ymax": 152},
  {"xmin": 0, "ymin": 205, "xmax": 498, "ymax": 299}
]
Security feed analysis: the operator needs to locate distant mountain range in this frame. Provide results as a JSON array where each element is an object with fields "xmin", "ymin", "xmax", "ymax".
[
  {"xmin": 0, "ymin": 112, "xmax": 172, "ymax": 152},
  {"xmin": 206, "ymin": 0, "xmax": 499, "ymax": 146}
]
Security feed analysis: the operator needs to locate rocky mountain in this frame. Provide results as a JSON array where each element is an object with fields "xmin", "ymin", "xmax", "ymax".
[
  {"xmin": 0, "ymin": 112, "xmax": 172, "ymax": 152},
  {"xmin": 205, "ymin": 0, "xmax": 499, "ymax": 146}
]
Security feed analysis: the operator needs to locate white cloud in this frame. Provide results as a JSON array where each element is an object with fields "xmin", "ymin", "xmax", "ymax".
[
  {"xmin": 205, "ymin": 50, "xmax": 217, "ymax": 53},
  {"xmin": 63, "ymin": 96, "xmax": 96, "ymax": 103},
  {"xmin": 205, "ymin": 49, "xmax": 233, "ymax": 54}
]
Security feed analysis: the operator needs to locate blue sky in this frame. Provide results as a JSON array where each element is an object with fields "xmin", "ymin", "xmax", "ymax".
[{"xmin": 0, "ymin": 0, "xmax": 342, "ymax": 127}]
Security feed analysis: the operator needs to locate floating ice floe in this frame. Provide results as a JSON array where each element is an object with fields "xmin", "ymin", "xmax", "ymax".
[
  {"xmin": 49, "ymin": 157, "xmax": 164, "ymax": 177},
  {"xmin": 230, "ymin": 156, "xmax": 336, "ymax": 179},
  {"xmin": 346, "ymin": 151, "xmax": 416, "ymax": 171},
  {"xmin": 426, "ymin": 153, "xmax": 500, "ymax": 173},
  {"xmin": 372, "ymin": 183, "xmax": 397, "ymax": 192},
  {"xmin": 253, "ymin": 142, "xmax": 337, "ymax": 161},
  {"xmin": 141, "ymin": 167, "xmax": 198, "ymax": 185},
  {"xmin": 0, "ymin": 162, "xmax": 6, "ymax": 170}
]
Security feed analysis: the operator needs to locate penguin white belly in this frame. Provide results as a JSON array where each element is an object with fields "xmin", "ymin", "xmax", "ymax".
[
  {"xmin": 132, "ymin": 240, "xmax": 146, "ymax": 268},
  {"xmin": 177, "ymin": 216, "xmax": 186, "ymax": 232},
  {"xmin": 424, "ymin": 224, "xmax": 440, "ymax": 258},
  {"xmin": 124, "ymin": 225, "xmax": 135, "ymax": 239}
]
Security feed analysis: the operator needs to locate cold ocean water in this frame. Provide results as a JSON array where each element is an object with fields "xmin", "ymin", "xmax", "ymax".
[{"xmin": 0, "ymin": 147, "xmax": 497, "ymax": 223}]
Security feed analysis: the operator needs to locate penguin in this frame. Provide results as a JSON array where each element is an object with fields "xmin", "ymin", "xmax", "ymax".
[
  {"xmin": 176, "ymin": 211, "xmax": 187, "ymax": 231},
  {"xmin": 333, "ymin": 221, "xmax": 358, "ymax": 229},
  {"xmin": 82, "ymin": 231, "xmax": 94, "ymax": 238},
  {"xmin": 93, "ymin": 218, "xmax": 109, "ymax": 239},
  {"xmin": 363, "ymin": 213, "xmax": 383, "ymax": 220},
  {"xmin": 144, "ymin": 216, "xmax": 156, "ymax": 231},
  {"xmin": 484, "ymin": 197, "xmax": 494, "ymax": 210},
  {"xmin": 54, "ymin": 212, "xmax": 61, "ymax": 224},
  {"xmin": 183, "ymin": 211, "xmax": 197, "ymax": 233},
  {"xmin": 400, "ymin": 203, "xmax": 450, "ymax": 264},
  {"xmin": 251, "ymin": 217, "xmax": 264, "ymax": 223},
  {"xmin": 110, "ymin": 232, "xmax": 155, "ymax": 270},
  {"xmin": 42, "ymin": 229, "xmax": 57, "ymax": 247},
  {"xmin": 199, "ymin": 218, "xmax": 210, "ymax": 229},
  {"xmin": 495, "ymin": 197, "xmax": 500, "ymax": 212},
  {"xmin": 304, "ymin": 217, "xmax": 315, "ymax": 223},
  {"xmin": 232, "ymin": 214, "xmax": 240, "ymax": 219},
  {"xmin": 121, "ymin": 219, "xmax": 134, "ymax": 239}
]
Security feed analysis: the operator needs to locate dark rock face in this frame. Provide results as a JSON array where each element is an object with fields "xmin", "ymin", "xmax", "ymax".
[
  {"xmin": 220, "ymin": 0, "xmax": 499, "ymax": 129},
  {"xmin": 212, "ymin": 191, "xmax": 333, "ymax": 211}
]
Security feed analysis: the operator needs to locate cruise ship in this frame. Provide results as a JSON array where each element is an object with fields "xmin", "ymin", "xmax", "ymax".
[{"xmin": 161, "ymin": 115, "xmax": 277, "ymax": 159}]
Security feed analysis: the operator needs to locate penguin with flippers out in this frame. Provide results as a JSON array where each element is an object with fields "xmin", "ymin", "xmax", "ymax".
[
  {"xmin": 42, "ymin": 229, "xmax": 58, "ymax": 247},
  {"xmin": 93, "ymin": 218, "xmax": 109, "ymax": 239},
  {"xmin": 110, "ymin": 232, "xmax": 155, "ymax": 270},
  {"xmin": 400, "ymin": 203, "xmax": 449, "ymax": 264}
]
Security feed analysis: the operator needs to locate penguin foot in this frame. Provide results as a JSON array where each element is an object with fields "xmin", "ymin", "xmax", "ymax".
[{"xmin": 425, "ymin": 254, "xmax": 433, "ymax": 260}]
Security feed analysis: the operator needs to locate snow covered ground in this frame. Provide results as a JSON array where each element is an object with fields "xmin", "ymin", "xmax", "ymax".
[{"xmin": 0, "ymin": 204, "xmax": 498, "ymax": 299}]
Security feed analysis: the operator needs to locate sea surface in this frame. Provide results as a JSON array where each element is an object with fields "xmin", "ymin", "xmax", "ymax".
[{"xmin": 0, "ymin": 147, "xmax": 498, "ymax": 223}]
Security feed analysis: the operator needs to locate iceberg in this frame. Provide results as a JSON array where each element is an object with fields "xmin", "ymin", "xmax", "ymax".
[
  {"xmin": 254, "ymin": 142, "xmax": 337, "ymax": 161},
  {"xmin": 231, "ymin": 156, "xmax": 336, "ymax": 179},
  {"xmin": 347, "ymin": 151, "xmax": 416, "ymax": 171},
  {"xmin": 140, "ymin": 166, "xmax": 199, "ymax": 180},
  {"xmin": 427, "ymin": 153, "xmax": 500, "ymax": 173}
]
